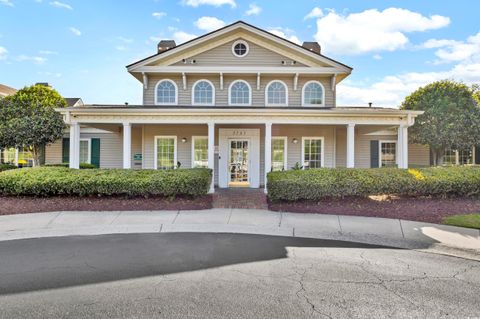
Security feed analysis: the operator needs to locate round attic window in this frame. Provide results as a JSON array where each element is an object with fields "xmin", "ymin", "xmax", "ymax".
[{"xmin": 232, "ymin": 40, "xmax": 249, "ymax": 57}]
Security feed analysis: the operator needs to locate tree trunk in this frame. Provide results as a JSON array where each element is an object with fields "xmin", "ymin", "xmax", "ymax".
[{"xmin": 32, "ymin": 145, "xmax": 41, "ymax": 167}]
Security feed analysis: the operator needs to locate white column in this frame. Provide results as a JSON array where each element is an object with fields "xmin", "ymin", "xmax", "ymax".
[
  {"xmin": 123, "ymin": 122, "xmax": 132, "ymax": 169},
  {"xmin": 69, "ymin": 122, "xmax": 80, "ymax": 169},
  {"xmin": 401, "ymin": 125, "xmax": 409, "ymax": 169},
  {"xmin": 346, "ymin": 123, "xmax": 355, "ymax": 168},
  {"xmin": 397, "ymin": 126, "xmax": 403, "ymax": 168},
  {"xmin": 207, "ymin": 122, "xmax": 215, "ymax": 194},
  {"xmin": 264, "ymin": 122, "xmax": 272, "ymax": 193}
]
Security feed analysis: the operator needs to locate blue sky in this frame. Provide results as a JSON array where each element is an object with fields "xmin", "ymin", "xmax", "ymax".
[{"xmin": 0, "ymin": 0, "xmax": 479, "ymax": 107}]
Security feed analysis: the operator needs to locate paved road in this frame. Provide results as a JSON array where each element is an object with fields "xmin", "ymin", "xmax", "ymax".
[{"xmin": 0, "ymin": 233, "xmax": 479, "ymax": 318}]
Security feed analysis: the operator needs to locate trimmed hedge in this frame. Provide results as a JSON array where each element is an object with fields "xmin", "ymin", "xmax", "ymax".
[
  {"xmin": 44, "ymin": 163, "xmax": 97, "ymax": 169},
  {"xmin": 0, "ymin": 164, "xmax": 16, "ymax": 172},
  {"xmin": 267, "ymin": 166, "xmax": 480, "ymax": 202},
  {"xmin": 0, "ymin": 167, "xmax": 212, "ymax": 197}
]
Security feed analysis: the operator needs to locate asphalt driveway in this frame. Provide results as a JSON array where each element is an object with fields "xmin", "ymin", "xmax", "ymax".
[{"xmin": 0, "ymin": 233, "xmax": 479, "ymax": 318}]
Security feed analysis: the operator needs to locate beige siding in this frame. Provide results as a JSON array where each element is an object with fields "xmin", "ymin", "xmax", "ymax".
[
  {"xmin": 45, "ymin": 132, "xmax": 123, "ymax": 169},
  {"xmin": 335, "ymin": 127, "xmax": 346, "ymax": 168},
  {"xmin": 409, "ymin": 144, "xmax": 430, "ymax": 167},
  {"xmin": 131, "ymin": 126, "xmax": 143, "ymax": 169},
  {"xmin": 144, "ymin": 74, "xmax": 334, "ymax": 107},
  {"xmin": 171, "ymin": 40, "xmax": 307, "ymax": 67}
]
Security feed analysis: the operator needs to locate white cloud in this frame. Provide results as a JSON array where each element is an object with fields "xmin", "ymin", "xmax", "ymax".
[
  {"xmin": 69, "ymin": 27, "xmax": 81, "ymax": 36},
  {"xmin": 152, "ymin": 12, "xmax": 166, "ymax": 19},
  {"xmin": 0, "ymin": 46, "xmax": 7, "ymax": 60},
  {"xmin": 49, "ymin": 1, "xmax": 72, "ymax": 10},
  {"xmin": 268, "ymin": 28, "xmax": 301, "ymax": 45},
  {"xmin": 194, "ymin": 16, "xmax": 225, "ymax": 32},
  {"xmin": 314, "ymin": 8, "xmax": 450, "ymax": 55},
  {"xmin": 245, "ymin": 3, "xmax": 261, "ymax": 16},
  {"xmin": 304, "ymin": 7, "xmax": 323, "ymax": 20},
  {"xmin": 0, "ymin": 0, "xmax": 14, "ymax": 7},
  {"xmin": 182, "ymin": 0, "xmax": 236, "ymax": 8},
  {"xmin": 38, "ymin": 71, "xmax": 62, "ymax": 78},
  {"xmin": 39, "ymin": 50, "xmax": 58, "ymax": 55},
  {"xmin": 116, "ymin": 45, "xmax": 127, "ymax": 51},
  {"xmin": 116, "ymin": 36, "xmax": 133, "ymax": 43},
  {"xmin": 373, "ymin": 54, "xmax": 382, "ymax": 60},
  {"xmin": 421, "ymin": 32, "xmax": 480, "ymax": 64},
  {"xmin": 17, "ymin": 55, "xmax": 47, "ymax": 64},
  {"xmin": 173, "ymin": 31, "xmax": 197, "ymax": 44}
]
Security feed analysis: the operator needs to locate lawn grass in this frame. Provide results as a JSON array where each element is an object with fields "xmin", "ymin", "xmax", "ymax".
[{"xmin": 442, "ymin": 214, "xmax": 480, "ymax": 229}]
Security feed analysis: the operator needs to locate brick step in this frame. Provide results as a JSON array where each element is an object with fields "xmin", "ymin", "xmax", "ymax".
[{"xmin": 212, "ymin": 188, "xmax": 268, "ymax": 210}]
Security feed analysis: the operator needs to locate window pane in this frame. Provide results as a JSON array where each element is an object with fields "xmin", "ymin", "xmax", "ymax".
[
  {"xmin": 303, "ymin": 139, "xmax": 322, "ymax": 169},
  {"xmin": 303, "ymin": 82, "xmax": 323, "ymax": 105},
  {"xmin": 17, "ymin": 146, "xmax": 34, "ymax": 167},
  {"xmin": 271, "ymin": 139, "xmax": 285, "ymax": 171},
  {"xmin": 381, "ymin": 142, "xmax": 396, "ymax": 167},
  {"xmin": 156, "ymin": 81, "xmax": 176, "ymax": 104},
  {"xmin": 443, "ymin": 148, "xmax": 456, "ymax": 165},
  {"xmin": 459, "ymin": 149, "xmax": 473, "ymax": 165},
  {"xmin": 230, "ymin": 81, "xmax": 250, "ymax": 105},
  {"xmin": 193, "ymin": 137, "xmax": 208, "ymax": 168},
  {"xmin": 79, "ymin": 140, "xmax": 89, "ymax": 164},
  {"xmin": 2, "ymin": 148, "xmax": 16, "ymax": 165},
  {"xmin": 157, "ymin": 138, "xmax": 175, "ymax": 170},
  {"xmin": 267, "ymin": 81, "xmax": 286, "ymax": 105},
  {"xmin": 193, "ymin": 81, "xmax": 213, "ymax": 105}
]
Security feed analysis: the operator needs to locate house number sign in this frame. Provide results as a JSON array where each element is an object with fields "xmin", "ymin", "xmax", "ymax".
[{"xmin": 232, "ymin": 130, "xmax": 247, "ymax": 136}]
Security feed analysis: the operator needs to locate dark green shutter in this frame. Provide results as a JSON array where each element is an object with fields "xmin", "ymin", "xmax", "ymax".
[
  {"xmin": 62, "ymin": 138, "xmax": 70, "ymax": 164},
  {"xmin": 91, "ymin": 138, "xmax": 100, "ymax": 168},
  {"xmin": 475, "ymin": 146, "xmax": 480, "ymax": 165},
  {"xmin": 39, "ymin": 145, "xmax": 46, "ymax": 166},
  {"xmin": 370, "ymin": 140, "xmax": 379, "ymax": 168}
]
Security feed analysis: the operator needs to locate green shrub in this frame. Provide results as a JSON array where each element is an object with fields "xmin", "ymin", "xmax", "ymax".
[
  {"xmin": 44, "ymin": 163, "xmax": 97, "ymax": 169},
  {"xmin": 0, "ymin": 164, "xmax": 16, "ymax": 172},
  {"xmin": 267, "ymin": 166, "xmax": 480, "ymax": 202},
  {"xmin": 0, "ymin": 167, "xmax": 212, "ymax": 197}
]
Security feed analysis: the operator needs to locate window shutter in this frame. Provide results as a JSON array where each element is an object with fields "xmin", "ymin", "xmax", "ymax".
[
  {"xmin": 62, "ymin": 138, "xmax": 70, "ymax": 164},
  {"xmin": 91, "ymin": 138, "xmax": 100, "ymax": 168},
  {"xmin": 475, "ymin": 146, "xmax": 480, "ymax": 165},
  {"xmin": 39, "ymin": 145, "xmax": 46, "ymax": 165},
  {"xmin": 370, "ymin": 140, "xmax": 379, "ymax": 168}
]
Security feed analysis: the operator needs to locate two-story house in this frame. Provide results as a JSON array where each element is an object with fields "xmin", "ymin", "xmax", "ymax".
[{"xmin": 47, "ymin": 21, "xmax": 430, "ymax": 193}]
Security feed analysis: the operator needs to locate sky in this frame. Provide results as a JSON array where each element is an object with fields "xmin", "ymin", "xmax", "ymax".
[{"xmin": 0, "ymin": 0, "xmax": 479, "ymax": 107}]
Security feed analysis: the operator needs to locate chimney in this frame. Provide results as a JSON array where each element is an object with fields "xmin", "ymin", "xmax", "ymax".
[
  {"xmin": 157, "ymin": 40, "xmax": 176, "ymax": 53},
  {"xmin": 302, "ymin": 42, "xmax": 321, "ymax": 54},
  {"xmin": 368, "ymin": 102, "xmax": 373, "ymax": 108}
]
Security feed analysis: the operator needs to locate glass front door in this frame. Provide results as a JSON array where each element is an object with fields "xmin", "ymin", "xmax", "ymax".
[{"xmin": 229, "ymin": 139, "xmax": 249, "ymax": 187}]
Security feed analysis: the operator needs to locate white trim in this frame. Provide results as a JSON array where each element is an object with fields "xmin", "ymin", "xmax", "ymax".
[
  {"xmin": 301, "ymin": 137, "xmax": 325, "ymax": 169},
  {"xmin": 302, "ymin": 80, "xmax": 325, "ymax": 107},
  {"xmin": 265, "ymin": 80, "xmax": 289, "ymax": 106},
  {"xmin": 191, "ymin": 135, "xmax": 208, "ymax": 168},
  {"xmin": 379, "ymin": 140, "xmax": 397, "ymax": 167},
  {"xmin": 346, "ymin": 123, "xmax": 355, "ymax": 168},
  {"xmin": 133, "ymin": 66, "xmax": 342, "ymax": 75},
  {"xmin": 154, "ymin": 79, "xmax": 178, "ymax": 105},
  {"xmin": 232, "ymin": 39, "xmax": 249, "ymax": 58},
  {"xmin": 228, "ymin": 80, "xmax": 252, "ymax": 106},
  {"xmin": 272, "ymin": 136, "xmax": 287, "ymax": 171},
  {"xmin": 154, "ymin": 135, "xmax": 177, "ymax": 170},
  {"xmin": 191, "ymin": 79, "xmax": 215, "ymax": 106},
  {"xmin": 79, "ymin": 138, "xmax": 91, "ymax": 164}
]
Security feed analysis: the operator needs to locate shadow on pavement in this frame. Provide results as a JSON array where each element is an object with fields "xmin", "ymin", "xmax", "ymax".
[{"xmin": 0, "ymin": 232, "xmax": 398, "ymax": 295}]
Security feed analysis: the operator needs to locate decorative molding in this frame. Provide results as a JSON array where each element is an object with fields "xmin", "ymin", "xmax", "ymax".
[{"xmin": 182, "ymin": 72, "xmax": 187, "ymax": 90}]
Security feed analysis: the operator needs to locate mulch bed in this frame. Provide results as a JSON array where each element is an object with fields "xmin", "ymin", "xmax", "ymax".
[
  {"xmin": 0, "ymin": 195, "xmax": 213, "ymax": 216},
  {"xmin": 269, "ymin": 196, "xmax": 480, "ymax": 224}
]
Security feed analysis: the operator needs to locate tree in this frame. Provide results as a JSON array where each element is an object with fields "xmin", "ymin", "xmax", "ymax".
[
  {"xmin": 0, "ymin": 85, "xmax": 67, "ymax": 166},
  {"xmin": 401, "ymin": 80, "xmax": 480, "ymax": 165}
]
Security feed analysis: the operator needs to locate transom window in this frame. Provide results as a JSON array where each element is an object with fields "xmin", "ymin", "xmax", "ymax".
[
  {"xmin": 192, "ymin": 80, "xmax": 214, "ymax": 105},
  {"xmin": 272, "ymin": 137, "xmax": 287, "ymax": 171},
  {"xmin": 232, "ymin": 40, "xmax": 249, "ymax": 57},
  {"xmin": 302, "ymin": 137, "xmax": 324, "ymax": 169},
  {"xmin": 302, "ymin": 81, "xmax": 324, "ymax": 106},
  {"xmin": 380, "ymin": 141, "xmax": 396, "ymax": 167},
  {"xmin": 229, "ymin": 80, "xmax": 251, "ymax": 106},
  {"xmin": 192, "ymin": 136, "xmax": 208, "ymax": 168},
  {"xmin": 155, "ymin": 80, "xmax": 177, "ymax": 105},
  {"xmin": 155, "ymin": 136, "xmax": 177, "ymax": 170},
  {"xmin": 266, "ymin": 81, "xmax": 288, "ymax": 106},
  {"xmin": 79, "ymin": 139, "xmax": 91, "ymax": 164}
]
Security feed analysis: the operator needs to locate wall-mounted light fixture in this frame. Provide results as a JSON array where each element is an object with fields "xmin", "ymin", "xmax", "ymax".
[
  {"xmin": 181, "ymin": 137, "xmax": 187, "ymax": 143},
  {"xmin": 292, "ymin": 138, "xmax": 298, "ymax": 144}
]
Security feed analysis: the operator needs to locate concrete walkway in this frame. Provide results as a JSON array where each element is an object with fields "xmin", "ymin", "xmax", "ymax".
[{"xmin": 1, "ymin": 209, "xmax": 479, "ymax": 258}]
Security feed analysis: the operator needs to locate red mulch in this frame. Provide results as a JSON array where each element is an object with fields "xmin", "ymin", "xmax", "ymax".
[
  {"xmin": 269, "ymin": 196, "xmax": 480, "ymax": 224},
  {"xmin": 0, "ymin": 195, "xmax": 213, "ymax": 216}
]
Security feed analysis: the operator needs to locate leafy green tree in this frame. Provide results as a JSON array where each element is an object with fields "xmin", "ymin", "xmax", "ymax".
[
  {"xmin": 0, "ymin": 85, "xmax": 67, "ymax": 166},
  {"xmin": 401, "ymin": 80, "xmax": 480, "ymax": 165}
]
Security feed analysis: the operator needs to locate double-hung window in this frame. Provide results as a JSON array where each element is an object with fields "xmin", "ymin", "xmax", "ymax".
[
  {"xmin": 302, "ymin": 137, "xmax": 324, "ymax": 169},
  {"xmin": 271, "ymin": 137, "xmax": 287, "ymax": 171},
  {"xmin": 380, "ymin": 141, "xmax": 396, "ymax": 167},
  {"xmin": 155, "ymin": 136, "xmax": 177, "ymax": 170},
  {"xmin": 79, "ymin": 139, "xmax": 91, "ymax": 164},
  {"xmin": 192, "ymin": 136, "xmax": 208, "ymax": 168}
]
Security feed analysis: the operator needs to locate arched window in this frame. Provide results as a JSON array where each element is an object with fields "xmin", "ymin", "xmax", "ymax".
[
  {"xmin": 302, "ymin": 81, "xmax": 325, "ymax": 106},
  {"xmin": 229, "ymin": 80, "xmax": 251, "ymax": 106},
  {"xmin": 192, "ymin": 80, "xmax": 215, "ymax": 105},
  {"xmin": 155, "ymin": 80, "xmax": 177, "ymax": 105},
  {"xmin": 266, "ymin": 80, "xmax": 288, "ymax": 106}
]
